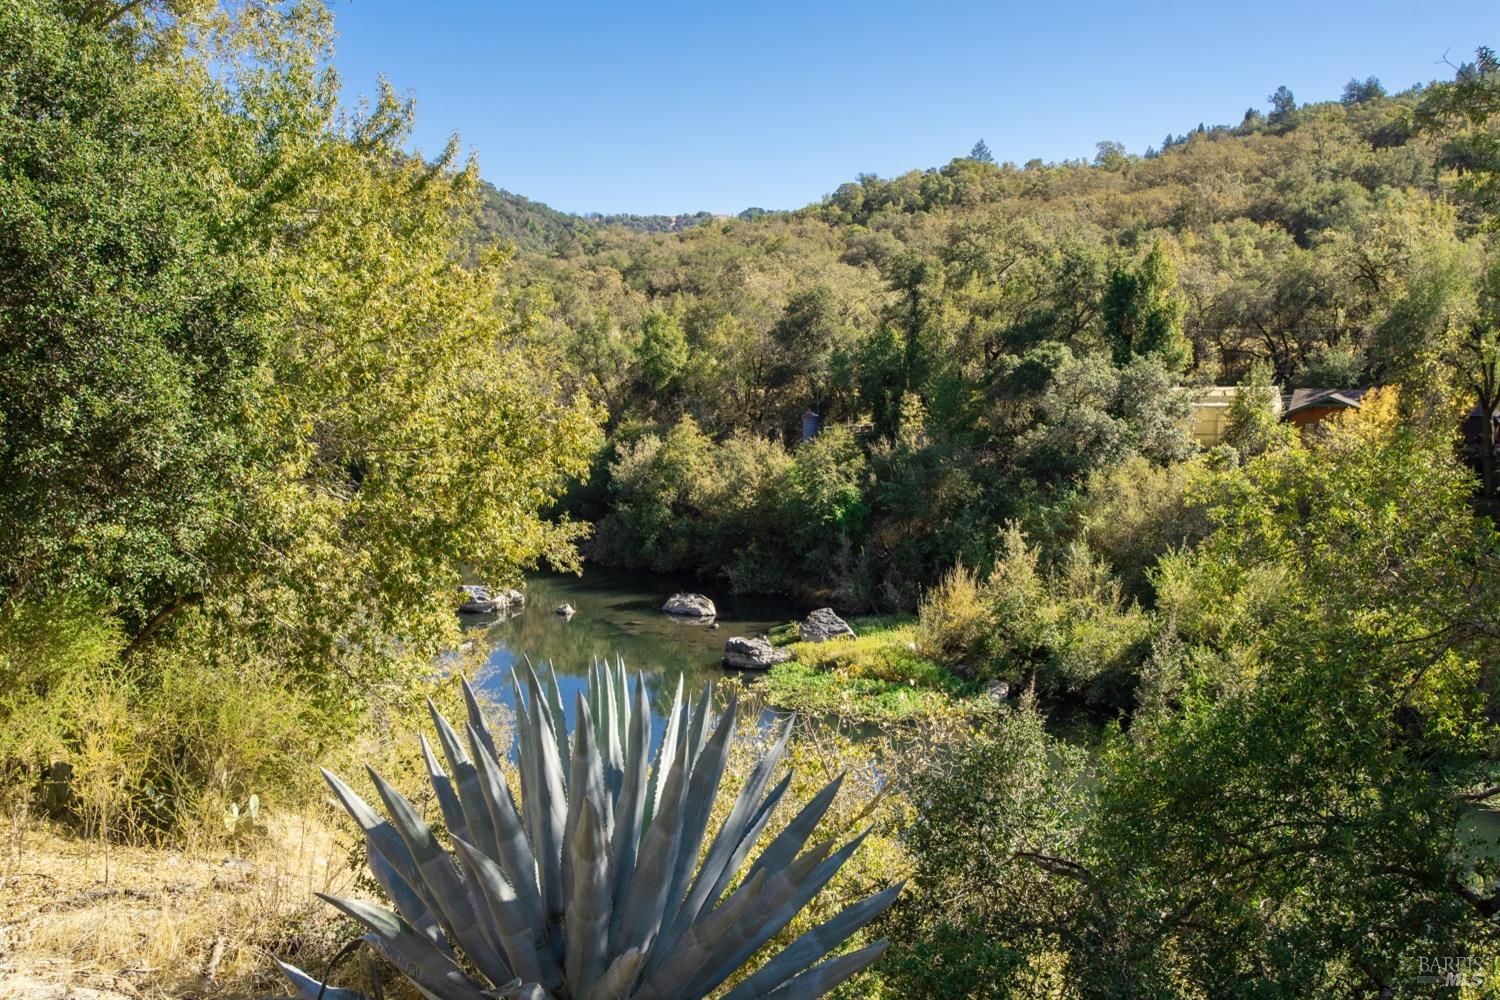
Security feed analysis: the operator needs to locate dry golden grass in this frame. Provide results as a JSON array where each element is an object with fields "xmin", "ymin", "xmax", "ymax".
[{"xmin": 0, "ymin": 809, "xmax": 361, "ymax": 1000}]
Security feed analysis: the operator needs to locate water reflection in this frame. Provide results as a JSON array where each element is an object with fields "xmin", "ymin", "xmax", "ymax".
[{"xmin": 469, "ymin": 568, "xmax": 809, "ymax": 739}]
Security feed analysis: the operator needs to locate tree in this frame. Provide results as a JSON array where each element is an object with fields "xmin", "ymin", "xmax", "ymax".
[
  {"xmin": 769, "ymin": 285, "xmax": 854, "ymax": 422},
  {"xmin": 0, "ymin": 0, "xmax": 263, "ymax": 639},
  {"xmin": 0, "ymin": 0, "xmax": 602, "ymax": 803},
  {"xmin": 1340, "ymin": 75, "xmax": 1385, "ymax": 105},
  {"xmin": 883, "ymin": 696, "xmax": 1090, "ymax": 998},
  {"xmin": 1267, "ymin": 84, "xmax": 1296, "ymax": 126},
  {"xmin": 635, "ymin": 310, "xmax": 689, "ymax": 398},
  {"xmin": 1223, "ymin": 360, "xmax": 1290, "ymax": 458},
  {"xmin": 1470, "ymin": 256, "xmax": 1500, "ymax": 499},
  {"xmin": 1465, "ymin": 321, "xmax": 1499, "ymax": 499},
  {"xmin": 1101, "ymin": 242, "xmax": 1191, "ymax": 371},
  {"xmin": 1116, "ymin": 401, "xmax": 1500, "ymax": 992},
  {"xmin": 969, "ymin": 138, "xmax": 994, "ymax": 164},
  {"xmin": 1416, "ymin": 46, "xmax": 1500, "ymax": 220},
  {"xmin": 1093, "ymin": 140, "xmax": 1127, "ymax": 170},
  {"xmin": 891, "ymin": 404, "xmax": 1500, "ymax": 994}
]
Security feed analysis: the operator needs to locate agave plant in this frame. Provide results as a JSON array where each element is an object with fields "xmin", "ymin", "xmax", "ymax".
[{"xmin": 278, "ymin": 660, "xmax": 901, "ymax": 1000}]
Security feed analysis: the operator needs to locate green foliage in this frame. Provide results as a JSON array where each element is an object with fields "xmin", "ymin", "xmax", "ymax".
[
  {"xmin": 915, "ymin": 563, "xmax": 990, "ymax": 665},
  {"xmin": 0, "ymin": 604, "xmax": 333, "ymax": 838},
  {"xmin": 915, "ymin": 524, "xmax": 1152, "ymax": 707},
  {"xmin": 1073, "ymin": 454, "xmax": 1208, "ymax": 602},
  {"xmin": 762, "ymin": 659, "xmax": 976, "ymax": 725},
  {"xmin": 1342, "ymin": 76, "xmax": 1386, "ymax": 106},
  {"xmin": 635, "ymin": 310, "xmax": 690, "ymax": 397},
  {"xmin": 6, "ymin": 13, "xmax": 1499, "ymax": 993},
  {"xmin": 894, "ymin": 399, "xmax": 1500, "ymax": 995},
  {"xmin": 0, "ymin": 0, "xmax": 268, "ymax": 631},
  {"xmin": 1416, "ymin": 46, "xmax": 1500, "ymax": 223},
  {"xmin": 595, "ymin": 417, "xmax": 798, "ymax": 589},
  {"xmin": 287, "ymin": 664, "xmax": 901, "ymax": 999},
  {"xmin": 471, "ymin": 184, "xmax": 716, "ymax": 255},
  {"xmin": 1101, "ymin": 241, "xmax": 1191, "ymax": 371},
  {"xmin": 1222, "ymin": 359, "xmax": 1292, "ymax": 458},
  {"xmin": 521, "ymin": 72, "xmax": 1498, "ymax": 612},
  {"xmin": 1294, "ymin": 341, "xmax": 1365, "ymax": 386},
  {"xmin": 764, "ymin": 619, "xmax": 980, "ymax": 723},
  {"xmin": 1090, "ymin": 409, "xmax": 1500, "ymax": 984},
  {"xmin": 881, "ymin": 695, "xmax": 1090, "ymax": 999},
  {"xmin": 1267, "ymin": 84, "xmax": 1297, "ymax": 127},
  {"xmin": 0, "ymin": 0, "xmax": 600, "ymax": 831}
]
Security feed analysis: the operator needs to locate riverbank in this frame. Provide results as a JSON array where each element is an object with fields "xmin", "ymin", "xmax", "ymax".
[{"xmin": 754, "ymin": 616, "xmax": 989, "ymax": 723}]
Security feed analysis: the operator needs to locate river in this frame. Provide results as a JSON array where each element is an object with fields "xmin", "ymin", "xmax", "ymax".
[{"xmin": 461, "ymin": 568, "xmax": 812, "ymax": 734}]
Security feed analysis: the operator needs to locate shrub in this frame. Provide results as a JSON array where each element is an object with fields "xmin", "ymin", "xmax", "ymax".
[
  {"xmin": 1075, "ymin": 454, "xmax": 1210, "ymax": 602},
  {"xmin": 916, "ymin": 525, "xmax": 1153, "ymax": 708},
  {"xmin": 1224, "ymin": 360, "xmax": 1293, "ymax": 458},
  {"xmin": 595, "ymin": 418, "xmax": 799, "ymax": 588},
  {"xmin": 284, "ymin": 664, "xmax": 902, "ymax": 1000},
  {"xmin": 880, "ymin": 695, "xmax": 1090, "ymax": 998},
  {"xmin": 976, "ymin": 524, "xmax": 1050, "ymax": 679},
  {"xmin": 916, "ymin": 562, "xmax": 991, "ymax": 666}
]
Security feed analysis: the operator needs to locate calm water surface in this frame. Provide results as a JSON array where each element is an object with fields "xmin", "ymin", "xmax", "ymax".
[{"xmin": 464, "ymin": 568, "xmax": 811, "ymax": 735}]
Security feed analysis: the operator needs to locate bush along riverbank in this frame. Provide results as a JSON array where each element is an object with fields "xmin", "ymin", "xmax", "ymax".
[{"xmin": 750, "ymin": 615, "xmax": 994, "ymax": 724}]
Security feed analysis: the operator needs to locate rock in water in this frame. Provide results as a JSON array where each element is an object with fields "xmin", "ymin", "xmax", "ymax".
[
  {"xmin": 723, "ymin": 636, "xmax": 792, "ymax": 670},
  {"xmin": 555, "ymin": 603, "xmax": 575, "ymax": 618},
  {"xmin": 662, "ymin": 592, "xmax": 717, "ymax": 618},
  {"xmin": 799, "ymin": 607, "xmax": 855, "ymax": 643},
  {"xmin": 459, "ymin": 584, "xmax": 527, "ymax": 615},
  {"xmin": 458, "ymin": 585, "xmax": 500, "ymax": 614}
]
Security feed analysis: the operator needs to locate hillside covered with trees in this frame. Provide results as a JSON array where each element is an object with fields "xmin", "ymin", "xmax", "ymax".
[
  {"xmin": 510, "ymin": 65, "xmax": 1500, "ymax": 610},
  {"xmin": 2, "ymin": 1, "xmax": 1499, "ymax": 997},
  {"xmin": 475, "ymin": 182, "xmax": 718, "ymax": 253}
]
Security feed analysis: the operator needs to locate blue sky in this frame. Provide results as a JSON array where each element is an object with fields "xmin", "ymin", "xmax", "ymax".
[{"xmin": 330, "ymin": 0, "xmax": 1497, "ymax": 216}]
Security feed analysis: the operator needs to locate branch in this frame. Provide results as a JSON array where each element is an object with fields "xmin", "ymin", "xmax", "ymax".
[
  {"xmin": 1451, "ymin": 877, "xmax": 1500, "ymax": 918},
  {"xmin": 1456, "ymin": 784, "xmax": 1500, "ymax": 803},
  {"xmin": 96, "ymin": 0, "xmax": 145, "ymax": 28},
  {"xmin": 121, "ymin": 592, "xmax": 203, "ymax": 661}
]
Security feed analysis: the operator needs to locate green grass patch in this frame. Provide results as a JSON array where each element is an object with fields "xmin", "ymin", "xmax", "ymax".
[{"xmin": 759, "ymin": 617, "xmax": 986, "ymax": 723}]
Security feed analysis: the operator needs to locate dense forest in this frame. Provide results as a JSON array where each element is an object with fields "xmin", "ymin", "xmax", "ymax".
[
  {"xmin": 3, "ymin": 0, "xmax": 1500, "ymax": 997},
  {"xmin": 503, "ymin": 68, "xmax": 1499, "ymax": 611}
]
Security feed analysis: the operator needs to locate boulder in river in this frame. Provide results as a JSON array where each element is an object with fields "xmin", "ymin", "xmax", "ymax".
[
  {"xmin": 799, "ymin": 607, "xmax": 855, "ymax": 643},
  {"xmin": 555, "ymin": 603, "xmax": 576, "ymax": 618},
  {"xmin": 458, "ymin": 585, "xmax": 501, "ymax": 614},
  {"xmin": 723, "ymin": 636, "xmax": 792, "ymax": 670},
  {"xmin": 662, "ymin": 593, "xmax": 716, "ymax": 618},
  {"xmin": 458, "ymin": 584, "xmax": 526, "ymax": 615}
]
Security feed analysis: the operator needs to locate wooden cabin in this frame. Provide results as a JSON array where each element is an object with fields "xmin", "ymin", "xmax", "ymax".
[{"xmin": 1281, "ymin": 388, "xmax": 1369, "ymax": 431}]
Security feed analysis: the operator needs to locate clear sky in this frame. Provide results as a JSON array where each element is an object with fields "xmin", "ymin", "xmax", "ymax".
[{"xmin": 330, "ymin": 0, "xmax": 1497, "ymax": 217}]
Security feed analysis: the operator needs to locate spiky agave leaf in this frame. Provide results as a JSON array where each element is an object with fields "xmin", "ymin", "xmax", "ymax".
[{"xmin": 285, "ymin": 660, "xmax": 900, "ymax": 999}]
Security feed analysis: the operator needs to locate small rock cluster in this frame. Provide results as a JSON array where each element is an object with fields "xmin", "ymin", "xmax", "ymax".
[
  {"xmin": 457, "ymin": 585, "xmax": 525, "ymax": 615},
  {"xmin": 721, "ymin": 607, "xmax": 856, "ymax": 671}
]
